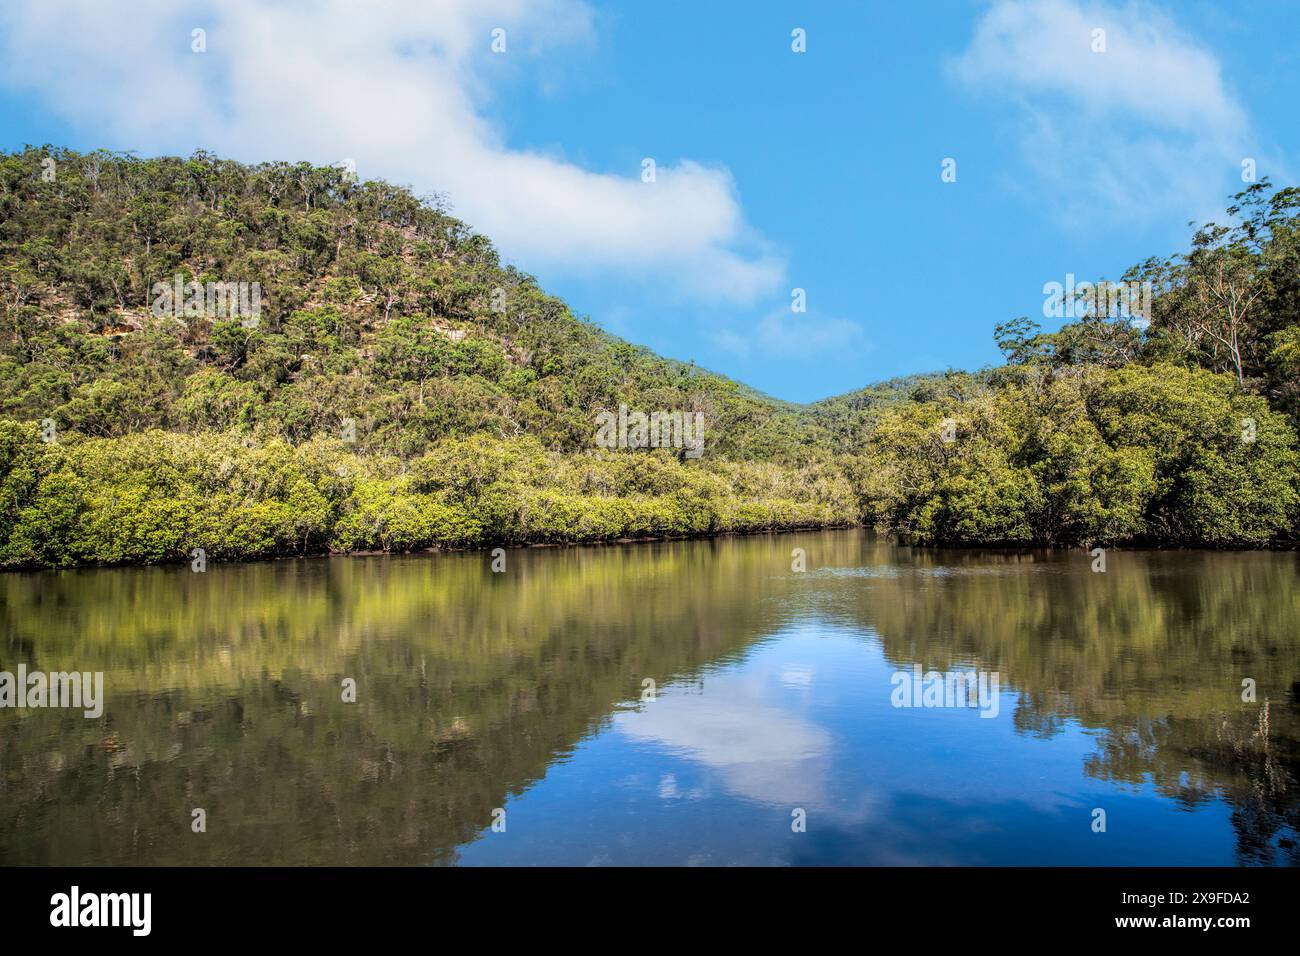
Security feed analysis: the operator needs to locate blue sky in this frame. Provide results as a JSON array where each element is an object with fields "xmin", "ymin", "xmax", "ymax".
[{"xmin": 1, "ymin": 0, "xmax": 1297, "ymax": 402}]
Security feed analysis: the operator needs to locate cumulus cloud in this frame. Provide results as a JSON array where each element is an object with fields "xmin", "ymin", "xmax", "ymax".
[
  {"xmin": 949, "ymin": 0, "xmax": 1257, "ymax": 224},
  {"xmin": 0, "ymin": 0, "xmax": 782, "ymax": 303},
  {"xmin": 616, "ymin": 682, "xmax": 831, "ymax": 808}
]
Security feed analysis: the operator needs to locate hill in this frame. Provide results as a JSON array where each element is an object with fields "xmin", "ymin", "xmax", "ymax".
[
  {"xmin": 1, "ymin": 147, "xmax": 1298, "ymax": 567},
  {"xmin": 0, "ymin": 147, "xmax": 856, "ymax": 567}
]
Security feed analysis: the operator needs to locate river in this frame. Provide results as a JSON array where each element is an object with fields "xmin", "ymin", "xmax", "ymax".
[{"xmin": 1, "ymin": 530, "xmax": 1296, "ymax": 865}]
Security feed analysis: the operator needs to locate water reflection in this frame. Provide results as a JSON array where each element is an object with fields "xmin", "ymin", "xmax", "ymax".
[
  {"xmin": 1, "ymin": 532, "xmax": 1296, "ymax": 865},
  {"xmin": 616, "ymin": 668, "xmax": 832, "ymax": 808}
]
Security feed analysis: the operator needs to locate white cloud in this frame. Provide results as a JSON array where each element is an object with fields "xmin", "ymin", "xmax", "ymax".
[
  {"xmin": 616, "ymin": 683, "xmax": 831, "ymax": 808},
  {"xmin": 950, "ymin": 0, "xmax": 1256, "ymax": 225},
  {"xmin": 712, "ymin": 310, "xmax": 869, "ymax": 361},
  {"xmin": 0, "ymin": 0, "xmax": 782, "ymax": 303}
]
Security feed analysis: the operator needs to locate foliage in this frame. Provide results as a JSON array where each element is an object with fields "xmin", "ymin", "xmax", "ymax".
[{"xmin": 0, "ymin": 148, "xmax": 1298, "ymax": 563}]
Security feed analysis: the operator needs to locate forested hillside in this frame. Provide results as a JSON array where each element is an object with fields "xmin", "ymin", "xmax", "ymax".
[
  {"xmin": 836, "ymin": 179, "xmax": 1300, "ymax": 546},
  {"xmin": 0, "ymin": 147, "xmax": 1297, "ymax": 567},
  {"xmin": 0, "ymin": 147, "xmax": 854, "ymax": 567}
]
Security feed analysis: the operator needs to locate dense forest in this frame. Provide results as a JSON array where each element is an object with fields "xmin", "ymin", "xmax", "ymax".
[{"xmin": 0, "ymin": 147, "xmax": 1297, "ymax": 568}]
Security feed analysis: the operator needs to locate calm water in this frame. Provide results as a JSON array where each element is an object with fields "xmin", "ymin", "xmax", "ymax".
[{"xmin": 1, "ymin": 531, "xmax": 1297, "ymax": 866}]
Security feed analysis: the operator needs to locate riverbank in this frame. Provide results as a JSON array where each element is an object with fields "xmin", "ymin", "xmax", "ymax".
[{"xmin": 0, "ymin": 422, "xmax": 858, "ymax": 570}]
